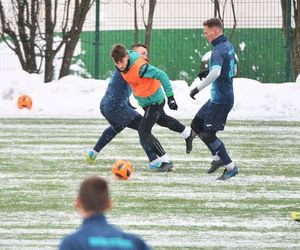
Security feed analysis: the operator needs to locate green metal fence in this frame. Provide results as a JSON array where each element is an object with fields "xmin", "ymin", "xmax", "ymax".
[
  {"xmin": 80, "ymin": 0, "xmax": 291, "ymax": 83},
  {"xmin": 0, "ymin": 0, "xmax": 293, "ymax": 83}
]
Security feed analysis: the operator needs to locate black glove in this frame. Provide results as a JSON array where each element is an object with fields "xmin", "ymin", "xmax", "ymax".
[
  {"xmin": 198, "ymin": 69, "xmax": 209, "ymax": 80},
  {"xmin": 167, "ymin": 96, "xmax": 178, "ymax": 110},
  {"xmin": 127, "ymin": 100, "xmax": 137, "ymax": 109},
  {"xmin": 190, "ymin": 87, "xmax": 199, "ymax": 100}
]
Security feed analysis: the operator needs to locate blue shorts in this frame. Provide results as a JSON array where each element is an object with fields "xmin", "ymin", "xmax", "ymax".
[
  {"xmin": 195, "ymin": 100, "xmax": 233, "ymax": 131},
  {"xmin": 100, "ymin": 96, "xmax": 141, "ymax": 130}
]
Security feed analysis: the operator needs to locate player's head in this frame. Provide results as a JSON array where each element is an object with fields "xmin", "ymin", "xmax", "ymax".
[
  {"xmin": 131, "ymin": 43, "xmax": 148, "ymax": 60},
  {"xmin": 111, "ymin": 44, "xmax": 129, "ymax": 71},
  {"xmin": 76, "ymin": 175, "xmax": 112, "ymax": 217},
  {"xmin": 203, "ymin": 18, "xmax": 224, "ymax": 43}
]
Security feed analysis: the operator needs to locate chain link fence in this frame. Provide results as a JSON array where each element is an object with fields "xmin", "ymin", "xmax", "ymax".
[{"xmin": 0, "ymin": 0, "xmax": 289, "ymax": 83}]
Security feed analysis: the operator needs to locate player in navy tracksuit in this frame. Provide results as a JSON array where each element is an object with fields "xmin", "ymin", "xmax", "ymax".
[
  {"xmin": 190, "ymin": 18, "xmax": 239, "ymax": 180},
  {"xmin": 59, "ymin": 176, "xmax": 150, "ymax": 250},
  {"xmin": 86, "ymin": 68, "xmax": 159, "ymax": 166},
  {"xmin": 84, "ymin": 49, "xmax": 160, "ymax": 168}
]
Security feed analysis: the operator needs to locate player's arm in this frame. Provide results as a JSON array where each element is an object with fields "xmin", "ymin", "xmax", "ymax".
[
  {"xmin": 190, "ymin": 66, "xmax": 221, "ymax": 99},
  {"xmin": 190, "ymin": 47, "xmax": 224, "ymax": 99},
  {"xmin": 140, "ymin": 64, "xmax": 178, "ymax": 110}
]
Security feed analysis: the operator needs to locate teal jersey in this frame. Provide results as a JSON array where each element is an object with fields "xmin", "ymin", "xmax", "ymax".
[{"xmin": 123, "ymin": 50, "xmax": 174, "ymax": 107}]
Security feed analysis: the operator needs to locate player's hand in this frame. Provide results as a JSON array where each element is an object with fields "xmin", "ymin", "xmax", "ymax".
[
  {"xmin": 198, "ymin": 69, "xmax": 209, "ymax": 80},
  {"xmin": 190, "ymin": 87, "xmax": 199, "ymax": 100},
  {"xmin": 167, "ymin": 96, "xmax": 178, "ymax": 110}
]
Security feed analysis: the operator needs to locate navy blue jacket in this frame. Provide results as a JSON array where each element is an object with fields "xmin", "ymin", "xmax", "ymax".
[
  {"xmin": 59, "ymin": 214, "xmax": 151, "ymax": 250},
  {"xmin": 209, "ymin": 34, "xmax": 235, "ymax": 104},
  {"xmin": 101, "ymin": 70, "xmax": 132, "ymax": 113}
]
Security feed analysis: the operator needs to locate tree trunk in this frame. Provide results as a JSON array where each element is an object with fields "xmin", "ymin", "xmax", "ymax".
[
  {"xmin": 59, "ymin": 0, "xmax": 94, "ymax": 79},
  {"xmin": 214, "ymin": 0, "xmax": 221, "ymax": 20},
  {"xmin": 16, "ymin": 0, "xmax": 37, "ymax": 73},
  {"xmin": 0, "ymin": 0, "xmax": 39, "ymax": 73},
  {"xmin": 59, "ymin": 34, "xmax": 81, "ymax": 79},
  {"xmin": 134, "ymin": 0, "xmax": 139, "ymax": 43},
  {"xmin": 44, "ymin": 0, "xmax": 55, "ymax": 83},
  {"xmin": 292, "ymin": 0, "xmax": 300, "ymax": 79},
  {"xmin": 281, "ymin": 0, "xmax": 300, "ymax": 81},
  {"xmin": 144, "ymin": 0, "xmax": 157, "ymax": 57}
]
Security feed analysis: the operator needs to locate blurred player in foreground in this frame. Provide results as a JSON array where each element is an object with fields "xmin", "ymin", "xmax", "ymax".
[{"xmin": 59, "ymin": 175, "xmax": 151, "ymax": 250}]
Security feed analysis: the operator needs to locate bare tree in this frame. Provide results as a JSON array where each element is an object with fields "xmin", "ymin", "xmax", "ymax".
[
  {"xmin": 0, "ymin": 0, "xmax": 42, "ymax": 73},
  {"xmin": 0, "ymin": 0, "xmax": 95, "ymax": 83},
  {"xmin": 59, "ymin": 0, "xmax": 95, "ymax": 79},
  {"xmin": 281, "ymin": 0, "xmax": 300, "ymax": 80},
  {"xmin": 44, "ymin": 0, "xmax": 95, "ymax": 82},
  {"xmin": 141, "ymin": 0, "xmax": 156, "ymax": 57},
  {"xmin": 44, "ymin": 0, "xmax": 59, "ymax": 82},
  {"xmin": 212, "ymin": 0, "xmax": 237, "ymax": 40},
  {"xmin": 229, "ymin": 0, "xmax": 237, "ymax": 39},
  {"xmin": 213, "ymin": 0, "xmax": 222, "ymax": 19},
  {"xmin": 126, "ymin": 0, "xmax": 157, "ymax": 56},
  {"xmin": 133, "ymin": 0, "xmax": 139, "ymax": 43}
]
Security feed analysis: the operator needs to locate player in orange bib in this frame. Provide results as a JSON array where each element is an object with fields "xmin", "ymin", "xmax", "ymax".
[{"xmin": 111, "ymin": 44, "xmax": 193, "ymax": 172}]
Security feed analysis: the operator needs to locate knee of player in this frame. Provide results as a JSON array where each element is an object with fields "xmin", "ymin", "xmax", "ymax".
[
  {"xmin": 138, "ymin": 125, "xmax": 147, "ymax": 138},
  {"xmin": 199, "ymin": 131, "xmax": 216, "ymax": 144},
  {"xmin": 191, "ymin": 120, "xmax": 202, "ymax": 135}
]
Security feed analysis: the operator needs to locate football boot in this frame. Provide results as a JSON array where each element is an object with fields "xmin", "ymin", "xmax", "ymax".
[{"xmin": 217, "ymin": 166, "xmax": 239, "ymax": 180}]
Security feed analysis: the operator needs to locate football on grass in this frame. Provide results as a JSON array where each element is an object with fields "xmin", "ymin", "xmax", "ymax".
[{"xmin": 112, "ymin": 160, "xmax": 134, "ymax": 180}]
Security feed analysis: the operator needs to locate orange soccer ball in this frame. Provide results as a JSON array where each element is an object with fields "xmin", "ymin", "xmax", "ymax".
[
  {"xmin": 17, "ymin": 95, "xmax": 32, "ymax": 110},
  {"xmin": 112, "ymin": 160, "xmax": 134, "ymax": 180}
]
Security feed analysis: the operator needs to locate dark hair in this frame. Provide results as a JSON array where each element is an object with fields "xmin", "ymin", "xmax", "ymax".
[
  {"xmin": 111, "ymin": 44, "xmax": 127, "ymax": 63},
  {"xmin": 79, "ymin": 175, "xmax": 110, "ymax": 213},
  {"xmin": 130, "ymin": 43, "xmax": 148, "ymax": 50},
  {"xmin": 203, "ymin": 18, "xmax": 224, "ymax": 30}
]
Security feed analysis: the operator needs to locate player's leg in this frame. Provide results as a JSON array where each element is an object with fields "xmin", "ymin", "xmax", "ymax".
[
  {"xmin": 85, "ymin": 101, "xmax": 125, "ymax": 163},
  {"xmin": 191, "ymin": 115, "xmax": 223, "ymax": 171},
  {"xmin": 93, "ymin": 125, "xmax": 123, "ymax": 153},
  {"xmin": 85, "ymin": 124, "xmax": 123, "ymax": 163},
  {"xmin": 139, "ymin": 102, "xmax": 173, "ymax": 172},
  {"xmin": 97, "ymin": 100, "xmax": 136, "ymax": 151},
  {"xmin": 191, "ymin": 100, "xmax": 223, "ymax": 169},
  {"xmin": 201, "ymin": 101, "xmax": 238, "ymax": 180},
  {"xmin": 156, "ymin": 109, "xmax": 194, "ymax": 154},
  {"xmin": 127, "ymin": 115, "xmax": 160, "ymax": 167}
]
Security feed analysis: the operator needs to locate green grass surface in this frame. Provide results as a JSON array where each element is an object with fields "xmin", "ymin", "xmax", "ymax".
[{"xmin": 1, "ymin": 118, "xmax": 300, "ymax": 249}]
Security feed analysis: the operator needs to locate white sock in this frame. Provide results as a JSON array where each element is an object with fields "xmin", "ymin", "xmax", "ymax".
[
  {"xmin": 160, "ymin": 154, "xmax": 170, "ymax": 163},
  {"xmin": 150, "ymin": 158, "xmax": 161, "ymax": 164},
  {"xmin": 181, "ymin": 127, "xmax": 191, "ymax": 139},
  {"xmin": 226, "ymin": 162, "xmax": 235, "ymax": 170},
  {"xmin": 89, "ymin": 149, "xmax": 98, "ymax": 157},
  {"xmin": 212, "ymin": 154, "xmax": 220, "ymax": 161}
]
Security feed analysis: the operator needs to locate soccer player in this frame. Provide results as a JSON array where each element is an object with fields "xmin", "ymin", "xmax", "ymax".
[
  {"xmin": 86, "ymin": 44, "xmax": 193, "ymax": 172},
  {"xmin": 190, "ymin": 18, "xmax": 239, "ymax": 180},
  {"xmin": 59, "ymin": 175, "xmax": 151, "ymax": 250},
  {"xmin": 111, "ymin": 43, "xmax": 193, "ymax": 172}
]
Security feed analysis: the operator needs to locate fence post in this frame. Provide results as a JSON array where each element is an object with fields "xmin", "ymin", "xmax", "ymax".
[
  {"xmin": 95, "ymin": 0, "xmax": 100, "ymax": 79},
  {"xmin": 285, "ymin": 0, "xmax": 292, "ymax": 82}
]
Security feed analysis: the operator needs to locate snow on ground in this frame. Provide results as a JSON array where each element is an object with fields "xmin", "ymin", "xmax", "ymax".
[{"xmin": 0, "ymin": 70, "xmax": 300, "ymax": 121}]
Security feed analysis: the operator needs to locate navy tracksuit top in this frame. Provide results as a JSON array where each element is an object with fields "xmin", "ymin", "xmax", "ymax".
[{"xmin": 59, "ymin": 214, "xmax": 151, "ymax": 250}]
